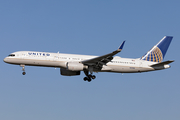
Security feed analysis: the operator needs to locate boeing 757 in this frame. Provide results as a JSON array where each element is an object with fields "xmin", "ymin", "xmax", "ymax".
[{"xmin": 4, "ymin": 36, "xmax": 174, "ymax": 82}]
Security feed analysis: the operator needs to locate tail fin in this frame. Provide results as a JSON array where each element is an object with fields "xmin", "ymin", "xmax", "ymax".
[{"xmin": 141, "ymin": 36, "xmax": 173, "ymax": 62}]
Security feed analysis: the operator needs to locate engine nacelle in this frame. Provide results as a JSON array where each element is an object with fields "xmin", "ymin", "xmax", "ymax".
[
  {"xmin": 60, "ymin": 68, "xmax": 80, "ymax": 76},
  {"xmin": 66, "ymin": 62, "xmax": 85, "ymax": 71}
]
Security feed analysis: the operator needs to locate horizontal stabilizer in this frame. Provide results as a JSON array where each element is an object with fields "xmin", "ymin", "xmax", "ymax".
[{"xmin": 150, "ymin": 60, "xmax": 174, "ymax": 67}]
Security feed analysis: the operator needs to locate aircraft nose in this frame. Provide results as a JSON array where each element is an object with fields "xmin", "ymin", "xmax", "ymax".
[{"xmin": 3, "ymin": 57, "xmax": 8, "ymax": 63}]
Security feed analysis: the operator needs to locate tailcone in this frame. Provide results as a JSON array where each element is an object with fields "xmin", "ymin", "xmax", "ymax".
[{"xmin": 164, "ymin": 64, "xmax": 170, "ymax": 69}]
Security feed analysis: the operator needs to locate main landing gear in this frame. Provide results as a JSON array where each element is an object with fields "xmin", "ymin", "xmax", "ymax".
[
  {"xmin": 20, "ymin": 64, "xmax": 26, "ymax": 75},
  {"xmin": 83, "ymin": 70, "xmax": 96, "ymax": 82}
]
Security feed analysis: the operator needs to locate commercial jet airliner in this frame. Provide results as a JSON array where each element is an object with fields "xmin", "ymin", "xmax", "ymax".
[{"xmin": 4, "ymin": 36, "xmax": 174, "ymax": 82}]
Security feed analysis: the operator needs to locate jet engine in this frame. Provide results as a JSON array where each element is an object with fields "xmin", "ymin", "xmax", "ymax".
[
  {"xmin": 66, "ymin": 62, "xmax": 86, "ymax": 71},
  {"xmin": 60, "ymin": 68, "xmax": 80, "ymax": 76}
]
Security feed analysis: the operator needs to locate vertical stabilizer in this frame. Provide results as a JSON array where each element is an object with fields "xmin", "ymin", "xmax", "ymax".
[{"xmin": 141, "ymin": 36, "xmax": 173, "ymax": 62}]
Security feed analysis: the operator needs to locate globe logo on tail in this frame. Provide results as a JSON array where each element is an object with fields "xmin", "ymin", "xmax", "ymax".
[{"xmin": 141, "ymin": 46, "xmax": 163, "ymax": 62}]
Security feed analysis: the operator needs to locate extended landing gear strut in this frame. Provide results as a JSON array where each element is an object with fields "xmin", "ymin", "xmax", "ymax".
[
  {"xmin": 20, "ymin": 64, "xmax": 26, "ymax": 75},
  {"xmin": 83, "ymin": 70, "xmax": 96, "ymax": 82}
]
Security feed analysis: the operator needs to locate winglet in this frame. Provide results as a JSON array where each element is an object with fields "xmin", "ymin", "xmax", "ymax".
[{"xmin": 118, "ymin": 41, "xmax": 125, "ymax": 51}]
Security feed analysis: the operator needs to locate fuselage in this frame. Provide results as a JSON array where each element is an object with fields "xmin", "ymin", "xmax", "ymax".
[{"xmin": 4, "ymin": 51, "xmax": 170, "ymax": 73}]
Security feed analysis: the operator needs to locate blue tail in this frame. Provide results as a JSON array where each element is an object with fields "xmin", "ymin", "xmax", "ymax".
[{"xmin": 141, "ymin": 36, "xmax": 173, "ymax": 62}]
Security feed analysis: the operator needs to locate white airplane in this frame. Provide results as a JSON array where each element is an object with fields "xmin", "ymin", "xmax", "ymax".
[{"xmin": 4, "ymin": 36, "xmax": 174, "ymax": 82}]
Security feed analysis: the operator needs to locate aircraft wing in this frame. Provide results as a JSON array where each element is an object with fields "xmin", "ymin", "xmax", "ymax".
[{"xmin": 81, "ymin": 41, "xmax": 125, "ymax": 66}]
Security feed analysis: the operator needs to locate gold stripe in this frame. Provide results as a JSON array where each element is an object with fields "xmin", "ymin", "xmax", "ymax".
[
  {"xmin": 157, "ymin": 50, "xmax": 161, "ymax": 62},
  {"xmin": 152, "ymin": 51, "xmax": 155, "ymax": 62},
  {"xmin": 156, "ymin": 47, "xmax": 163, "ymax": 62},
  {"xmin": 146, "ymin": 55, "xmax": 148, "ymax": 61},
  {"xmin": 154, "ymin": 51, "xmax": 158, "ymax": 62},
  {"xmin": 153, "ymin": 49, "xmax": 158, "ymax": 62}
]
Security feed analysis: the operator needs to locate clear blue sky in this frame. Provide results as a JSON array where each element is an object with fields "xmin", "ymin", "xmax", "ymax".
[{"xmin": 0, "ymin": 0, "xmax": 180, "ymax": 120}]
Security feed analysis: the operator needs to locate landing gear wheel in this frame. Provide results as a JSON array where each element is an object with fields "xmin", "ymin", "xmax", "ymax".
[
  {"xmin": 22, "ymin": 72, "xmax": 26, "ymax": 75},
  {"xmin": 88, "ymin": 75, "xmax": 96, "ymax": 79},
  {"xmin": 87, "ymin": 79, "xmax": 91, "ymax": 82},
  {"xmin": 84, "ymin": 77, "xmax": 88, "ymax": 81},
  {"xmin": 91, "ymin": 75, "xmax": 96, "ymax": 79},
  {"xmin": 83, "ymin": 77, "xmax": 91, "ymax": 82}
]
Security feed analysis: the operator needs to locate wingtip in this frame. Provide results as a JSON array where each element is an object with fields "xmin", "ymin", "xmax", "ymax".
[
  {"xmin": 170, "ymin": 60, "xmax": 175, "ymax": 63},
  {"xmin": 118, "ymin": 41, "xmax": 125, "ymax": 51}
]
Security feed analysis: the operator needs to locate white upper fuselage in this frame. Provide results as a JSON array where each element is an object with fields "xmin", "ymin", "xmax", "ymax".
[{"xmin": 4, "ymin": 51, "xmax": 169, "ymax": 73}]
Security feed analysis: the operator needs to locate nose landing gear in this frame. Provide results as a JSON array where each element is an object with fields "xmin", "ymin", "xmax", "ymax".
[{"xmin": 20, "ymin": 64, "xmax": 26, "ymax": 75}]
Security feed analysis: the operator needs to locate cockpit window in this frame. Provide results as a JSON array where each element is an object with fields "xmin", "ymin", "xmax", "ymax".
[{"xmin": 8, "ymin": 54, "xmax": 15, "ymax": 57}]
